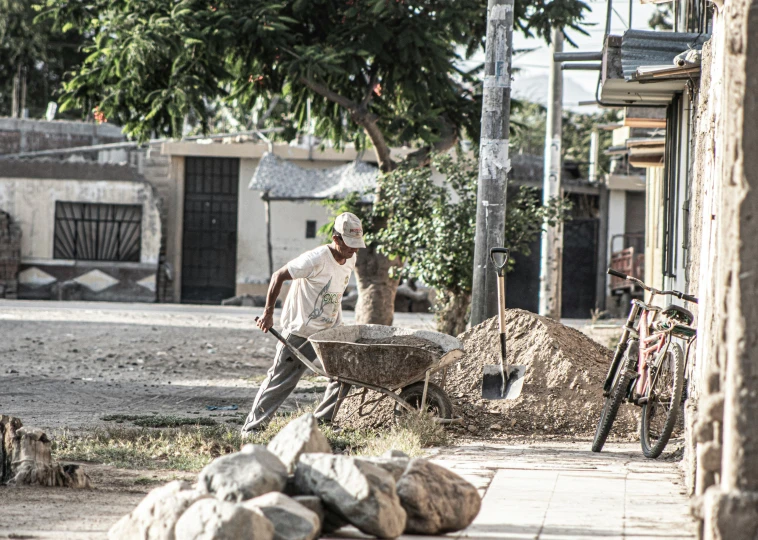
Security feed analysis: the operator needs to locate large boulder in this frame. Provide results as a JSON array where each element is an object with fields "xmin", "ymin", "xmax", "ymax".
[
  {"xmin": 356, "ymin": 450, "xmax": 410, "ymax": 483},
  {"xmin": 243, "ymin": 492, "xmax": 320, "ymax": 540},
  {"xmin": 294, "ymin": 454, "xmax": 406, "ymax": 538},
  {"xmin": 267, "ymin": 414, "xmax": 331, "ymax": 474},
  {"xmin": 174, "ymin": 499, "xmax": 274, "ymax": 540},
  {"xmin": 197, "ymin": 445, "xmax": 287, "ymax": 502},
  {"xmin": 396, "ymin": 458, "xmax": 481, "ymax": 535},
  {"xmin": 108, "ymin": 481, "xmax": 206, "ymax": 540}
]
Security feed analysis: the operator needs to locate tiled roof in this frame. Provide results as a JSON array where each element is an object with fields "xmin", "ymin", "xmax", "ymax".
[{"xmin": 248, "ymin": 152, "xmax": 379, "ymax": 200}]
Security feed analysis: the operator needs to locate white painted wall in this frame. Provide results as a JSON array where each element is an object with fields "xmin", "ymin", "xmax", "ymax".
[
  {"xmin": 607, "ymin": 189, "xmax": 626, "ymax": 265},
  {"xmin": 236, "ymin": 158, "xmax": 356, "ymax": 296},
  {"xmin": 0, "ymin": 177, "xmax": 161, "ymax": 264}
]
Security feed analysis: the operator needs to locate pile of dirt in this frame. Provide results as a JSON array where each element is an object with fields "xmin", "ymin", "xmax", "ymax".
[{"xmin": 336, "ymin": 309, "xmax": 638, "ymax": 439}]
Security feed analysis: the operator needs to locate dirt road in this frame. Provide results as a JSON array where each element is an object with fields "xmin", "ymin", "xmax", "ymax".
[{"xmin": 0, "ymin": 301, "xmax": 436, "ymax": 430}]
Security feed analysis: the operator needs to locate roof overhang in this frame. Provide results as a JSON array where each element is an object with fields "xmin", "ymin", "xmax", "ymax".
[{"xmin": 599, "ymin": 30, "xmax": 708, "ymax": 106}]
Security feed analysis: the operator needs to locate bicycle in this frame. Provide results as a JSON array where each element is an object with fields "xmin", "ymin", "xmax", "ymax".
[{"xmin": 592, "ymin": 268, "xmax": 698, "ymax": 458}]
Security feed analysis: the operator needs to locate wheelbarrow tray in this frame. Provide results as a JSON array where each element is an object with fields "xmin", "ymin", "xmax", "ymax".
[{"xmin": 309, "ymin": 325, "xmax": 464, "ymax": 388}]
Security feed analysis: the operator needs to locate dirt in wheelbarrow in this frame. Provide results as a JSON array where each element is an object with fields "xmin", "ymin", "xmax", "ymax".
[
  {"xmin": 335, "ymin": 309, "xmax": 638, "ymax": 440},
  {"xmin": 355, "ymin": 336, "xmax": 444, "ymax": 355}
]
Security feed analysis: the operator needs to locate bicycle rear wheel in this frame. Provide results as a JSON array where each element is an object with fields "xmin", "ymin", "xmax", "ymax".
[
  {"xmin": 592, "ymin": 340, "xmax": 638, "ymax": 453},
  {"xmin": 640, "ymin": 342, "xmax": 685, "ymax": 458}
]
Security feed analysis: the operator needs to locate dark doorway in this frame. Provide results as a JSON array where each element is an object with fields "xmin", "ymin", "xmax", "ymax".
[
  {"xmin": 182, "ymin": 157, "xmax": 239, "ymax": 304},
  {"xmin": 506, "ymin": 219, "xmax": 599, "ymax": 318},
  {"xmin": 561, "ymin": 218, "xmax": 599, "ymax": 318}
]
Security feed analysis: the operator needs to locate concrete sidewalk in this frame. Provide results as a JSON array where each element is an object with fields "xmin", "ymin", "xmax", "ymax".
[
  {"xmin": 438, "ymin": 441, "xmax": 693, "ymax": 539},
  {"xmin": 333, "ymin": 441, "xmax": 694, "ymax": 540}
]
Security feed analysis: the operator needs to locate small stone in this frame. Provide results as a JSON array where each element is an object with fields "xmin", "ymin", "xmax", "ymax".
[
  {"xmin": 243, "ymin": 492, "xmax": 320, "ymax": 540},
  {"xmin": 174, "ymin": 498, "xmax": 274, "ymax": 540},
  {"xmin": 467, "ymin": 424, "xmax": 477, "ymax": 433},
  {"xmin": 396, "ymin": 458, "xmax": 481, "ymax": 535},
  {"xmin": 490, "ymin": 423, "xmax": 502, "ymax": 432},
  {"xmin": 294, "ymin": 454, "xmax": 406, "ymax": 538},
  {"xmin": 510, "ymin": 419, "xmax": 517, "ymax": 427},
  {"xmin": 267, "ymin": 414, "xmax": 331, "ymax": 474},
  {"xmin": 197, "ymin": 445, "xmax": 287, "ymax": 502}
]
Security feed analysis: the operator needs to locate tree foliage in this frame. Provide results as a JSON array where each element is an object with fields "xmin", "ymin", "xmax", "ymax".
[
  {"xmin": 372, "ymin": 153, "xmax": 570, "ymax": 333},
  {"xmin": 41, "ymin": 0, "xmax": 590, "ymax": 170},
  {"xmin": 0, "ymin": 0, "xmax": 85, "ymax": 118},
  {"xmin": 376, "ymin": 153, "xmax": 570, "ymax": 293}
]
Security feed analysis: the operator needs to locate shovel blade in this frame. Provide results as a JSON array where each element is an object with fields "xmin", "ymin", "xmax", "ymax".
[{"xmin": 481, "ymin": 364, "xmax": 526, "ymax": 400}]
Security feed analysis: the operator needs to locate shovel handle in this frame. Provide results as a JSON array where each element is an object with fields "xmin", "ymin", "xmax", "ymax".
[{"xmin": 490, "ymin": 247, "xmax": 510, "ymax": 276}]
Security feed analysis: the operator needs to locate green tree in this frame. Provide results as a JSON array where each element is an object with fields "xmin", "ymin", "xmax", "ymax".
[
  {"xmin": 510, "ymin": 101, "xmax": 619, "ymax": 179},
  {"xmin": 375, "ymin": 153, "xmax": 570, "ymax": 335},
  {"xmin": 0, "ymin": 0, "xmax": 85, "ymax": 118},
  {"xmin": 43, "ymin": 0, "xmax": 589, "ymax": 324}
]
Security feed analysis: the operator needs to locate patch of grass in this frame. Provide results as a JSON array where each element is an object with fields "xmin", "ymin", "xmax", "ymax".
[
  {"xmin": 133, "ymin": 476, "xmax": 160, "ymax": 486},
  {"xmin": 59, "ymin": 409, "xmax": 445, "ymax": 472},
  {"xmin": 53, "ymin": 425, "xmax": 244, "ymax": 471},
  {"xmin": 101, "ymin": 414, "xmax": 217, "ymax": 428},
  {"xmin": 358, "ymin": 413, "xmax": 447, "ymax": 457}
]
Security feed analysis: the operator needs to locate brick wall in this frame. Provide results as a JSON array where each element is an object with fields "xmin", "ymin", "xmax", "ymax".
[{"xmin": 0, "ymin": 211, "xmax": 21, "ymax": 299}]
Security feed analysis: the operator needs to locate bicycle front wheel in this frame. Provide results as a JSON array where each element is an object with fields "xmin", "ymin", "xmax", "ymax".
[
  {"xmin": 592, "ymin": 340, "xmax": 638, "ymax": 453},
  {"xmin": 640, "ymin": 342, "xmax": 685, "ymax": 458}
]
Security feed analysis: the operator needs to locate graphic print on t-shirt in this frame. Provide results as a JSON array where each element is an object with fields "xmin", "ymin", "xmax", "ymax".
[{"xmin": 306, "ymin": 277, "xmax": 342, "ymax": 328}]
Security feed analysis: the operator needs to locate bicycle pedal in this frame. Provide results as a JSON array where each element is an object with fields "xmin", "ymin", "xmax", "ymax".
[{"xmin": 637, "ymin": 397, "xmax": 649, "ymax": 405}]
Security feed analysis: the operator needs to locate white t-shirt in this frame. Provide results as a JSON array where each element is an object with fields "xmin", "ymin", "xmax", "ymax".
[{"xmin": 281, "ymin": 245, "xmax": 355, "ymax": 338}]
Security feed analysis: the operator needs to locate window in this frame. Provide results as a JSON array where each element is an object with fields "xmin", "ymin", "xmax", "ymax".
[
  {"xmin": 53, "ymin": 202, "xmax": 142, "ymax": 262},
  {"xmin": 305, "ymin": 220, "xmax": 317, "ymax": 239}
]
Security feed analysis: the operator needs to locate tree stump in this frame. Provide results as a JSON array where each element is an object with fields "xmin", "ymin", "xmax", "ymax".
[
  {"xmin": 1, "ymin": 416, "xmax": 91, "ymax": 488},
  {"xmin": 1, "ymin": 415, "xmax": 23, "ymax": 483}
]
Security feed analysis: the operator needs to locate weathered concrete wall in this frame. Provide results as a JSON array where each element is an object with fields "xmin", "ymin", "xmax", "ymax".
[
  {"xmin": 686, "ymin": 1, "xmax": 758, "ymax": 536},
  {"xmin": 0, "ymin": 118, "xmax": 123, "ymax": 156},
  {"xmin": 645, "ymin": 167, "xmax": 665, "ymax": 294},
  {"xmin": 0, "ymin": 175, "xmax": 161, "ymax": 302}
]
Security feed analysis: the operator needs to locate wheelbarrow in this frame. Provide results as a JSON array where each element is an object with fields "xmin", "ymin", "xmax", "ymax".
[{"xmin": 258, "ymin": 319, "xmax": 465, "ymax": 422}]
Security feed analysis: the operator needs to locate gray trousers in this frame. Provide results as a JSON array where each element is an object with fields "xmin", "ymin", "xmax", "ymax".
[{"xmin": 242, "ymin": 334, "xmax": 350, "ymax": 433}]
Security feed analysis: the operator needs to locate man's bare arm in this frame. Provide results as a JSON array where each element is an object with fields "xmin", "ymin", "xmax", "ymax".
[{"xmin": 257, "ymin": 266, "xmax": 292, "ymax": 332}]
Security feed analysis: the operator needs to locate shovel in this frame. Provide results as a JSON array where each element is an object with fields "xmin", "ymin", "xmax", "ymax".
[{"xmin": 481, "ymin": 247, "xmax": 526, "ymax": 400}]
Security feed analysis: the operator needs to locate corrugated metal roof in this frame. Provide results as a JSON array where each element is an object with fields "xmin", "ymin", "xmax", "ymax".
[
  {"xmin": 248, "ymin": 152, "xmax": 379, "ymax": 200},
  {"xmin": 621, "ymin": 30, "xmax": 709, "ymax": 80}
]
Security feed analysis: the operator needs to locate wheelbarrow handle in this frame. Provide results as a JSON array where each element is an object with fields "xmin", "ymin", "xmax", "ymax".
[
  {"xmin": 254, "ymin": 317, "xmax": 329, "ymax": 378},
  {"xmin": 490, "ymin": 247, "xmax": 510, "ymax": 275}
]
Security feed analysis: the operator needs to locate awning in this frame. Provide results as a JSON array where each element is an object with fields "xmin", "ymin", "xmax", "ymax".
[{"xmin": 599, "ymin": 30, "xmax": 709, "ymax": 105}]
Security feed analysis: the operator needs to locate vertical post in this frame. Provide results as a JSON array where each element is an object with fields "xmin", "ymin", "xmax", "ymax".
[
  {"xmin": 264, "ymin": 194, "xmax": 274, "ymax": 278},
  {"xmin": 589, "ymin": 129, "xmax": 600, "ymax": 184},
  {"xmin": 470, "ymin": 0, "xmax": 515, "ymax": 327},
  {"xmin": 539, "ymin": 27, "xmax": 564, "ymax": 320}
]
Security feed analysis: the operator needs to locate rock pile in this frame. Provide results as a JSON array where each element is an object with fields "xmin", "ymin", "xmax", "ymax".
[{"xmin": 109, "ymin": 413, "xmax": 481, "ymax": 540}]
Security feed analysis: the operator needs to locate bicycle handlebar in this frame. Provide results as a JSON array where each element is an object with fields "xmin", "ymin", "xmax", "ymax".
[{"xmin": 607, "ymin": 268, "xmax": 698, "ymax": 304}]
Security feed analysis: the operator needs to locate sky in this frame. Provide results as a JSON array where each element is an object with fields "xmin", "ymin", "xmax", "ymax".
[{"xmin": 468, "ymin": 0, "xmax": 661, "ymax": 111}]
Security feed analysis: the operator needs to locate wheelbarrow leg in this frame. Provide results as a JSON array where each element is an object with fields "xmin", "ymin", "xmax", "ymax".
[
  {"xmin": 330, "ymin": 382, "xmax": 351, "ymax": 422},
  {"xmin": 420, "ymin": 371, "xmax": 431, "ymax": 414}
]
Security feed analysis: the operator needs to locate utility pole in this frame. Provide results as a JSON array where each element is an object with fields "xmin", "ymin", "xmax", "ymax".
[
  {"xmin": 538, "ymin": 27, "xmax": 564, "ymax": 320},
  {"xmin": 470, "ymin": 0, "xmax": 515, "ymax": 327}
]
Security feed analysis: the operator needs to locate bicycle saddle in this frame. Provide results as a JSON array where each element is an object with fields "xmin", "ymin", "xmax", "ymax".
[{"xmin": 662, "ymin": 304, "xmax": 694, "ymax": 325}]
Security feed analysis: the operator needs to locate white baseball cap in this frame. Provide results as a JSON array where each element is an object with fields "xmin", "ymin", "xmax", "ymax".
[{"xmin": 334, "ymin": 212, "xmax": 366, "ymax": 248}]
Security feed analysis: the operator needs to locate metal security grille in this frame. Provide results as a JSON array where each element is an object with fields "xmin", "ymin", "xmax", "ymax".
[
  {"xmin": 53, "ymin": 202, "xmax": 142, "ymax": 262},
  {"xmin": 181, "ymin": 157, "xmax": 239, "ymax": 304}
]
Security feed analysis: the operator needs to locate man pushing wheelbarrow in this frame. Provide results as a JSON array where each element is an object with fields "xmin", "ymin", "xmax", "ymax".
[{"xmin": 241, "ymin": 212, "xmax": 365, "ymax": 434}]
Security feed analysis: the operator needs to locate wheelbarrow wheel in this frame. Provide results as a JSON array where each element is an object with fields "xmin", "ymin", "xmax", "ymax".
[{"xmin": 394, "ymin": 382, "xmax": 454, "ymax": 420}]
